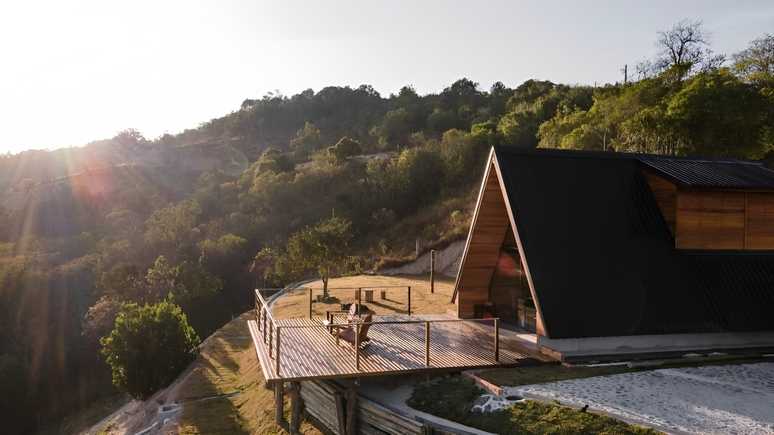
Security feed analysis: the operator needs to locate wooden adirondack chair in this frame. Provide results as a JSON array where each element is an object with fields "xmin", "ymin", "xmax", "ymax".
[
  {"xmin": 335, "ymin": 314, "xmax": 372, "ymax": 348},
  {"xmin": 323, "ymin": 303, "xmax": 358, "ymax": 334}
]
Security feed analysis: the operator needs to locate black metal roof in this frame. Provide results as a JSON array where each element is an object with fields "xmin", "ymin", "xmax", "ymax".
[
  {"xmin": 493, "ymin": 147, "xmax": 774, "ymax": 339},
  {"xmin": 639, "ymin": 156, "xmax": 774, "ymax": 189}
]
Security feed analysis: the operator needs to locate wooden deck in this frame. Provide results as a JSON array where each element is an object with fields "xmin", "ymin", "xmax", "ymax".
[{"xmin": 248, "ymin": 313, "xmax": 554, "ymax": 382}]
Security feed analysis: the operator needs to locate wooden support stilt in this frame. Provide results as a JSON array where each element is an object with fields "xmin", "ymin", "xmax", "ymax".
[
  {"xmin": 346, "ymin": 379, "xmax": 358, "ymax": 435},
  {"xmin": 494, "ymin": 318, "xmax": 500, "ymax": 362},
  {"xmin": 425, "ymin": 321, "xmax": 430, "ymax": 366},
  {"xmin": 334, "ymin": 391, "xmax": 347, "ymax": 435},
  {"xmin": 274, "ymin": 382, "xmax": 289, "ymax": 432},
  {"xmin": 289, "ymin": 382, "xmax": 301, "ymax": 435}
]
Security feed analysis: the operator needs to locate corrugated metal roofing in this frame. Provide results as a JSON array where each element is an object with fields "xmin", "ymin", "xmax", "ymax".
[
  {"xmin": 639, "ymin": 157, "xmax": 774, "ymax": 189},
  {"xmin": 493, "ymin": 147, "xmax": 774, "ymax": 339}
]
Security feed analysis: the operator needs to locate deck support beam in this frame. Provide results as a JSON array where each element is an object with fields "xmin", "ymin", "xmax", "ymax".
[
  {"xmin": 346, "ymin": 379, "xmax": 358, "ymax": 435},
  {"xmin": 334, "ymin": 391, "xmax": 347, "ymax": 435},
  {"xmin": 274, "ymin": 382, "xmax": 289, "ymax": 432},
  {"xmin": 289, "ymin": 381, "xmax": 301, "ymax": 435}
]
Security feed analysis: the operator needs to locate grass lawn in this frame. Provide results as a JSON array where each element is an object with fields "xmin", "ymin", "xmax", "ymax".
[
  {"xmin": 175, "ymin": 312, "xmax": 323, "ymax": 435},
  {"xmin": 407, "ymin": 376, "xmax": 663, "ymax": 435},
  {"xmin": 273, "ymin": 274, "xmax": 456, "ymax": 319}
]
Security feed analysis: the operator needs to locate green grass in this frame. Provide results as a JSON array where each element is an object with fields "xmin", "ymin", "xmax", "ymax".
[
  {"xmin": 478, "ymin": 364, "xmax": 634, "ymax": 387},
  {"xmin": 407, "ymin": 376, "xmax": 662, "ymax": 435}
]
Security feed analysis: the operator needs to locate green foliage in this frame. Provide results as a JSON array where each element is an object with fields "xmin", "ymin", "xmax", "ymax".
[
  {"xmin": 256, "ymin": 147, "xmax": 295, "ymax": 174},
  {"xmin": 100, "ymin": 301, "xmax": 200, "ymax": 400},
  {"xmin": 371, "ymin": 108, "xmax": 411, "ymax": 149},
  {"xmin": 408, "ymin": 377, "xmax": 661, "ymax": 435},
  {"xmin": 168, "ymin": 260, "xmax": 226, "ymax": 338},
  {"xmin": 144, "ymin": 200, "xmax": 202, "ymax": 260},
  {"xmin": 668, "ymin": 69, "xmax": 771, "ymax": 158},
  {"xmin": 732, "ymin": 33, "xmax": 774, "ymax": 87},
  {"xmin": 275, "ymin": 216, "xmax": 354, "ymax": 296},
  {"xmin": 327, "ymin": 137, "xmax": 362, "ymax": 161},
  {"xmin": 289, "ymin": 122, "xmax": 324, "ymax": 157}
]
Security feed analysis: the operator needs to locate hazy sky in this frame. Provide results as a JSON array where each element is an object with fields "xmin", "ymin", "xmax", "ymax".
[{"xmin": 1, "ymin": 0, "xmax": 773, "ymax": 155}]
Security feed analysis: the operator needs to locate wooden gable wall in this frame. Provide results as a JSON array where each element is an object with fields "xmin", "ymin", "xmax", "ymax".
[
  {"xmin": 454, "ymin": 159, "xmax": 512, "ymax": 318},
  {"xmin": 645, "ymin": 171, "xmax": 774, "ymax": 250},
  {"xmin": 645, "ymin": 171, "xmax": 677, "ymax": 237}
]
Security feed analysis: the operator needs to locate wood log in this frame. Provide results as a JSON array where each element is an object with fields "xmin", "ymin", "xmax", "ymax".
[
  {"xmin": 274, "ymin": 382, "xmax": 289, "ymax": 432},
  {"xmin": 335, "ymin": 391, "xmax": 347, "ymax": 435},
  {"xmin": 346, "ymin": 379, "xmax": 358, "ymax": 435},
  {"xmin": 290, "ymin": 382, "xmax": 301, "ymax": 435},
  {"xmin": 299, "ymin": 382, "xmax": 339, "ymax": 433}
]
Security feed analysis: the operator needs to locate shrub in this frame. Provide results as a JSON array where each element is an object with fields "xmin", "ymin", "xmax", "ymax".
[{"xmin": 101, "ymin": 301, "xmax": 200, "ymax": 400}]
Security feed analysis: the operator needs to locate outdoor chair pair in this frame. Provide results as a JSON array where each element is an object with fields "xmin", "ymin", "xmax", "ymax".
[{"xmin": 323, "ymin": 304, "xmax": 371, "ymax": 348}]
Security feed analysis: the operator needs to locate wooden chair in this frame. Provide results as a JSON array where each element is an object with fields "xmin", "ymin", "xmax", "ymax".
[
  {"xmin": 323, "ymin": 304, "xmax": 357, "ymax": 333},
  {"xmin": 334, "ymin": 314, "xmax": 372, "ymax": 347}
]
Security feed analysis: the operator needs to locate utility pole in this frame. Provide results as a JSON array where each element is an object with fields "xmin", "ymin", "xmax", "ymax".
[
  {"xmin": 430, "ymin": 250, "xmax": 435, "ymax": 294},
  {"xmin": 621, "ymin": 65, "xmax": 628, "ymax": 84}
]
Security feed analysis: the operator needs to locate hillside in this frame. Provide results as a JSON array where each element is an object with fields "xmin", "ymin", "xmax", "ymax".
[
  {"xmin": 3, "ymin": 27, "xmax": 774, "ymax": 432},
  {"xmin": 85, "ymin": 311, "xmax": 322, "ymax": 435}
]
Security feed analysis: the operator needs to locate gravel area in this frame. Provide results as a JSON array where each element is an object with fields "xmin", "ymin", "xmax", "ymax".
[{"xmin": 503, "ymin": 362, "xmax": 774, "ymax": 435}]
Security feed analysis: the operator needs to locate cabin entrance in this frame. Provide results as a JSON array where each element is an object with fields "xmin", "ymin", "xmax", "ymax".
[{"xmin": 488, "ymin": 228, "xmax": 537, "ymax": 333}]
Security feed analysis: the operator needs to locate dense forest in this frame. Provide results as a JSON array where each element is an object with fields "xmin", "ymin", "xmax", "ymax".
[{"xmin": 1, "ymin": 21, "xmax": 773, "ymax": 434}]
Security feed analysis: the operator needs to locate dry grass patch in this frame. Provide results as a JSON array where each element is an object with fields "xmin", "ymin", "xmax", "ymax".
[
  {"xmin": 273, "ymin": 274, "xmax": 456, "ymax": 319},
  {"xmin": 176, "ymin": 312, "xmax": 322, "ymax": 435},
  {"xmin": 33, "ymin": 394, "xmax": 129, "ymax": 435}
]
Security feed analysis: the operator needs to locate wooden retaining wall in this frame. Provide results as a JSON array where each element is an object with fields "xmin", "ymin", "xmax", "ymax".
[{"xmin": 299, "ymin": 379, "xmax": 457, "ymax": 435}]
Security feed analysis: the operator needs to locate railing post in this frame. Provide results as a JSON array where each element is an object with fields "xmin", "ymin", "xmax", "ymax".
[
  {"xmin": 408, "ymin": 286, "xmax": 411, "ymax": 316},
  {"xmin": 357, "ymin": 288, "xmax": 362, "ymax": 316},
  {"xmin": 355, "ymin": 323, "xmax": 361, "ymax": 371},
  {"xmin": 269, "ymin": 323, "xmax": 273, "ymax": 357},
  {"xmin": 494, "ymin": 318, "xmax": 500, "ymax": 362},
  {"xmin": 309, "ymin": 288, "xmax": 313, "ymax": 319},
  {"xmin": 276, "ymin": 326, "xmax": 281, "ymax": 376},
  {"xmin": 263, "ymin": 306, "xmax": 267, "ymax": 343},
  {"xmin": 425, "ymin": 321, "xmax": 430, "ymax": 366}
]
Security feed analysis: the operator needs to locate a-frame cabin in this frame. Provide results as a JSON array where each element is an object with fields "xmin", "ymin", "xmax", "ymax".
[{"xmin": 453, "ymin": 147, "xmax": 774, "ymax": 362}]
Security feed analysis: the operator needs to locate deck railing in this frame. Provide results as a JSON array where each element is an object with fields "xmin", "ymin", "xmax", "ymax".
[{"xmin": 254, "ymin": 289, "xmax": 501, "ymax": 377}]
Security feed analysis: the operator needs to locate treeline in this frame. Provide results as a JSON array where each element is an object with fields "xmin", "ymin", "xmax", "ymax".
[{"xmin": 1, "ymin": 20, "xmax": 773, "ymax": 434}]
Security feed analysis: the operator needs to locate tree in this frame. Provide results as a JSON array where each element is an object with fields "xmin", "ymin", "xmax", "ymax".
[
  {"xmin": 256, "ymin": 147, "xmax": 295, "ymax": 174},
  {"xmin": 667, "ymin": 69, "xmax": 771, "ymax": 158},
  {"xmin": 250, "ymin": 247, "xmax": 277, "ymax": 289},
  {"xmin": 100, "ymin": 301, "xmax": 199, "ymax": 400},
  {"xmin": 636, "ymin": 19, "xmax": 725, "ymax": 79},
  {"xmin": 275, "ymin": 216, "xmax": 354, "ymax": 298},
  {"xmin": 144, "ymin": 200, "xmax": 202, "ymax": 261},
  {"xmin": 327, "ymin": 137, "xmax": 362, "ymax": 162},
  {"xmin": 370, "ymin": 108, "xmax": 411, "ymax": 149},
  {"xmin": 732, "ymin": 33, "xmax": 774, "ymax": 87},
  {"xmin": 289, "ymin": 122, "xmax": 324, "ymax": 157}
]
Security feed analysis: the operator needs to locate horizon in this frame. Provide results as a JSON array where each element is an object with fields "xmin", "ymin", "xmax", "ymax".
[{"xmin": 1, "ymin": 0, "xmax": 773, "ymax": 156}]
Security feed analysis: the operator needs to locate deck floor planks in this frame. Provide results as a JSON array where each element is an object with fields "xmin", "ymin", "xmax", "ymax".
[{"xmin": 248, "ymin": 313, "xmax": 553, "ymax": 382}]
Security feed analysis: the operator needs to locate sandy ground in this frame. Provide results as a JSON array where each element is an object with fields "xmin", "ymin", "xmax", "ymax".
[
  {"xmin": 379, "ymin": 240, "xmax": 465, "ymax": 277},
  {"xmin": 502, "ymin": 362, "xmax": 774, "ymax": 435}
]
